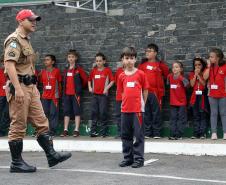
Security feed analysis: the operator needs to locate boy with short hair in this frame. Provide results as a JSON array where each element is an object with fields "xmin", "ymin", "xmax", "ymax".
[
  {"xmin": 117, "ymin": 47, "xmax": 149, "ymax": 168},
  {"xmin": 61, "ymin": 49, "xmax": 88, "ymax": 137},
  {"xmin": 88, "ymin": 52, "xmax": 114, "ymax": 137},
  {"xmin": 138, "ymin": 43, "xmax": 169, "ymax": 139}
]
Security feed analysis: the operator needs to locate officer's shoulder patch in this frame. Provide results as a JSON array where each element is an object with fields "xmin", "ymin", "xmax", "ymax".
[
  {"xmin": 8, "ymin": 51, "xmax": 16, "ymax": 57},
  {"xmin": 9, "ymin": 42, "xmax": 17, "ymax": 48}
]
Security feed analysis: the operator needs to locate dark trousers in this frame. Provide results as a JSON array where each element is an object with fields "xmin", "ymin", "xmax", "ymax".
[
  {"xmin": 170, "ymin": 106, "xmax": 187, "ymax": 137},
  {"xmin": 121, "ymin": 113, "xmax": 144, "ymax": 163},
  {"xmin": 115, "ymin": 101, "xmax": 122, "ymax": 137},
  {"xmin": 0, "ymin": 96, "xmax": 10, "ymax": 135},
  {"xmin": 90, "ymin": 94, "xmax": 108, "ymax": 136},
  {"xmin": 192, "ymin": 96, "xmax": 207, "ymax": 136},
  {"xmin": 144, "ymin": 93, "xmax": 161, "ymax": 137},
  {"xmin": 42, "ymin": 99, "xmax": 59, "ymax": 136}
]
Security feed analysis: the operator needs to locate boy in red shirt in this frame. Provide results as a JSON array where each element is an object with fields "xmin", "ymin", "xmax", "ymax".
[
  {"xmin": 61, "ymin": 50, "xmax": 88, "ymax": 137},
  {"xmin": 88, "ymin": 52, "xmax": 114, "ymax": 137},
  {"xmin": 0, "ymin": 55, "xmax": 10, "ymax": 137},
  {"xmin": 117, "ymin": 47, "xmax": 149, "ymax": 168},
  {"xmin": 39, "ymin": 55, "xmax": 62, "ymax": 137},
  {"xmin": 138, "ymin": 43, "xmax": 169, "ymax": 139},
  {"xmin": 167, "ymin": 61, "xmax": 189, "ymax": 140}
]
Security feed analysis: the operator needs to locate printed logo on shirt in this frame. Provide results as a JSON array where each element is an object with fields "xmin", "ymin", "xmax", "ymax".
[{"xmin": 219, "ymin": 70, "xmax": 224, "ymax": 74}]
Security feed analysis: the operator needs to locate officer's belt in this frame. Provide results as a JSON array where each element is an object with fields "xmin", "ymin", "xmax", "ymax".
[{"xmin": 18, "ymin": 74, "xmax": 37, "ymax": 85}]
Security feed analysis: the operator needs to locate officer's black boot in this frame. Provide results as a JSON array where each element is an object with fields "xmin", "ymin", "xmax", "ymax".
[
  {"xmin": 37, "ymin": 133, "xmax": 72, "ymax": 167},
  {"xmin": 8, "ymin": 140, "xmax": 37, "ymax": 173}
]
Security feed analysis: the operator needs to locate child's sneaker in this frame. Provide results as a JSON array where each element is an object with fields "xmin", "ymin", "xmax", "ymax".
[
  {"xmin": 211, "ymin": 133, "xmax": 217, "ymax": 140},
  {"xmin": 153, "ymin": 136, "xmax": 161, "ymax": 139},
  {"xmin": 60, "ymin": 130, "xmax": 69, "ymax": 137},
  {"xmin": 73, "ymin": 131, "xmax": 80, "ymax": 137},
  {"xmin": 90, "ymin": 132, "xmax": 98, "ymax": 137}
]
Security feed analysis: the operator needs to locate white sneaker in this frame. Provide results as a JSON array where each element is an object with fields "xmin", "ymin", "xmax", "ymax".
[
  {"xmin": 211, "ymin": 133, "xmax": 218, "ymax": 140},
  {"xmin": 153, "ymin": 136, "xmax": 161, "ymax": 139}
]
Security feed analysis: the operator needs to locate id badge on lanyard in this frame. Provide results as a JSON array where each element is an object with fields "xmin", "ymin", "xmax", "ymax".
[
  {"xmin": 195, "ymin": 90, "xmax": 202, "ymax": 95},
  {"xmin": 45, "ymin": 85, "xmax": 52, "ymax": 90},
  {"xmin": 211, "ymin": 84, "xmax": 218, "ymax": 90},
  {"xmin": 170, "ymin": 84, "xmax": 177, "ymax": 89}
]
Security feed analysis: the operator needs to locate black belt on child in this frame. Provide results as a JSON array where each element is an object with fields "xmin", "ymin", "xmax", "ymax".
[{"xmin": 18, "ymin": 74, "xmax": 37, "ymax": 86}]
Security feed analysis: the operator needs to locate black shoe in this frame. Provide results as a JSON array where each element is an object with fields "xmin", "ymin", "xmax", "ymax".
[
  {"xmin": 131, "ymin": 161, "xmax": 144, "ymax": 168},
  {"xmin": 37, "ymin": 133, "xmax": 72, "ymax": 167},
  {"xmin": 90, "ymin": 132, "xmax": 98, "ymax": 137},
  {"xmin": 9, "ymin": 140, "xmax": 36, "ymax": 173},
  {"xmin": 119, "ymin": 160, "xmax": 133, "ymax": 167}
]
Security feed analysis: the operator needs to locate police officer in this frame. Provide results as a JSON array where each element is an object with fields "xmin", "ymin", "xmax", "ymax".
[{"xmin": 4, "ymin": 9, "xmax": 71, "ymax": 173}]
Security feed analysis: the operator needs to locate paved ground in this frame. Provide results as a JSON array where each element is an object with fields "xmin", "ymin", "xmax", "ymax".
[{"xmin": 1, "ymin": 152, "xmax": 226, "ymax": 185}]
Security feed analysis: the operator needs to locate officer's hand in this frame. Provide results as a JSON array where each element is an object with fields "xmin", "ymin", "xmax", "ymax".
[{"xmin": 15, "ymin": 87, "xmax": 24, "ymax": 104}]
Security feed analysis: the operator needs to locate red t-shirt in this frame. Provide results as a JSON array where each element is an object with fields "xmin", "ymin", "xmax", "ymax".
[
  {"xmin": 64, "ymin": 66, "xmax": 88, "ymax": 96},
  {"xmin": 138, "ymin": 61, "xmax": 169, "ymax": 97},
  {"xmin": 167, "ymin": 74, "xmax": 187, "ymax": 106},
  {"xmin": 115, "ymin": 67, "xmax": 124, "ymax": 101},
  {"xmin": 117, "ymin": 69, "xmax": 149, "ymax": 113},
  {"xmin": 189, "ymin": 72, "xmax": 206, "ymax": 105},
  {"xmin": 0, "ymin": 68, "xmax": 6, "ymax": 96},
  {"xmin": 207, "ymin": 64, "xmax": 226, "ymax": 98},
  {"xmin": 39, "ymin": 68, "xmax": 62, "ymax": 99},
  {"xmin": 65, "ymin": 68, "xmax": 76, "ymax": 95},
  {"xmin": 88, "ymin": 67, "xmax": 114, "ymax": 95}
]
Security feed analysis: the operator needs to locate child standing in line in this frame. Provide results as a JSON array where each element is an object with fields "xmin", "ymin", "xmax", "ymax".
[
  {"xmin": 114, "ymin": 57, "xmax": 124, "ymax": 138},
  {"xmin": 0, "ymin": 55, "xmax": 10, "ymax": 137},
  {"xmin": 61, "ymin": 50, "xmax": 88, "ymax": 137},
  {"xmin": 88, "ymin": 52, "xmax": 114, "ymax": 137},
  {"xmin": 138, "ymin": 43, "xmax": 169, "ymax": 139},
  {"xmin": 39, "ymin": 54, "xmax": 62, "ymax": 137},
  {"xmin": 203, "ymin": 48, "xmax": 226, "ymax": 140},
  {"xmin": 117, "ymin": 47, "xmax": 149, "ymax": 168},
  {"xmin": 167, "ymin": 61, "xmax": 189, "ymax": 140},
  {"xmin": 189, "ymin": 57, "xmax": 208, "ymax": 139}
]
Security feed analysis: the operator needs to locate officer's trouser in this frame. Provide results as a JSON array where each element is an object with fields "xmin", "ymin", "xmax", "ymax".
[{"xmin": 8, "ymin": 84, "xmax": 49, "ymax": 141}]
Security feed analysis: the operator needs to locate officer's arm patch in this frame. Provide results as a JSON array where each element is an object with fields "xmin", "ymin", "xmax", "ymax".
[
  {"xmin": 8, "ymin": 51, "xmax": 16, "ymax": 57},
  {"xmin": 9, "ymin": 42, "xmax": 17, "ymax": 48}
]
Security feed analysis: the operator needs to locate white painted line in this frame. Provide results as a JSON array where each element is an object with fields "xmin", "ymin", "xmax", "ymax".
[
  {"xmin": 0, "ymin": 166, "xmax": 226, "ymax": 184},
  {"xmin": 144, "ymin": 159, "xmax": 159, "ymax": 166}
]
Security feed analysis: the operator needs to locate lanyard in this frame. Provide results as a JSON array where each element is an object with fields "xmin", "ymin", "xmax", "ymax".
[
  {"xmin": 211, "ymin": 66, "xmax": 219, "ymax": 84},
  {"xmin": 45, "ymin": 70, "xmax": 52, "ymax": 85}
]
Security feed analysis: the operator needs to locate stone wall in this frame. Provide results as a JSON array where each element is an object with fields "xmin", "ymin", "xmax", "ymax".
[{"xmin": 1, "ymin": 0, "xmax": 226, "ymax": 125}]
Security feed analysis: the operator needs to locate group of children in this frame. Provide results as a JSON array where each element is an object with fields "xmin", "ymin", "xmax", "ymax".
[{"xmin": 1, "ymin": 44, "xmax": 226, "ymax": 167}]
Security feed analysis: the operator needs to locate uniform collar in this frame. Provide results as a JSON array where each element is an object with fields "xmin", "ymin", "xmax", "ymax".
[{"xmin": 15, "ymin": 28, "xmax": 30, "ymax": 39}]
